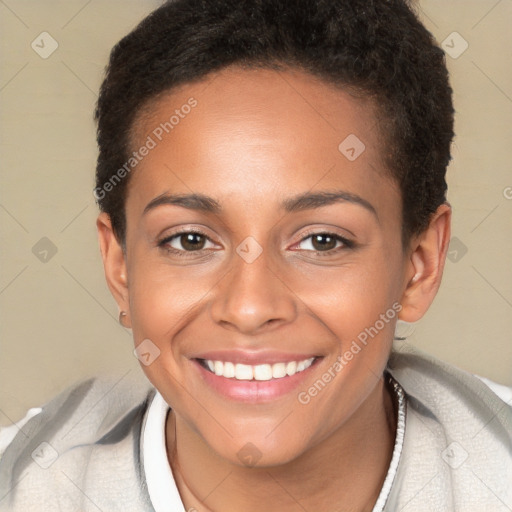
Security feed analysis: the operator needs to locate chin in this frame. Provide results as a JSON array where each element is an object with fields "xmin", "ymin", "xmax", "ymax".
[{"xmin": 206, "ymin": 429, "xmax": 312, "ymax": 469}]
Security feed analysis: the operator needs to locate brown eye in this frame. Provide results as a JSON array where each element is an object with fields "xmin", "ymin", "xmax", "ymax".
[
  {"xmin": 310, "ymin": 234, "xmax": 338, "ymax": 251},
  {"xmin": 179, "ymin": 232, "xmax": 207, "ymax": 251},
  {"xmin": 158, "ymin": 230, "xmax": 216, "ymax": 255},
  {"xmin": 295, "ymin": 232, "xmax": 354, "ymax": 255}
]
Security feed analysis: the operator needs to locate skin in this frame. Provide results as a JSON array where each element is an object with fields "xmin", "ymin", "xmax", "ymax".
[{"xmin": 97, "ymin": 66, "xmax": 451, "ymax": 511}]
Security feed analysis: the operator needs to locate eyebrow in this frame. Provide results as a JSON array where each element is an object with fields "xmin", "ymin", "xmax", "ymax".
[{"xmin": 143, "ymin": 190, "xmax": 377, "ymax": 218}]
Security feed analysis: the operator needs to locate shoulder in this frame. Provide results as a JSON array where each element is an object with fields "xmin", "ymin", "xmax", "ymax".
[
  {"xmin": 387, "ymin": 340, "xmax": 512, "ymax": 421},
  {"xmin": 385, "ymin": 341, "xmax": 512, "ymax": 510},
  {"xmin": 474, "ymin": 374, "xmax": 512, "ymax": 404},
  {"xmin": 0, "ymin": 371, "xmax": 155, "ymax": 511}
]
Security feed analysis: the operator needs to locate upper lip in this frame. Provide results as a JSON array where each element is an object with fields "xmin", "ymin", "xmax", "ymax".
[{"xmin": 191, "ymin": 350, "xmax": 320, "ymax": 366}]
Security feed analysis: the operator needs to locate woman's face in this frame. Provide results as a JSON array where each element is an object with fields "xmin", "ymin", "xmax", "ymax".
[{"xmin": 117, "ymin": 67, "xmax": 411, "ymax": 465}]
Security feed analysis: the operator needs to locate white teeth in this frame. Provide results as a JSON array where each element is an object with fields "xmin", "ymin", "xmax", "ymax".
[
  {"xmin": 253, "ymin": 364, "xmax": 273, "ymax": 381},
  {"xmin": 203, "ymin": 357, "xmax": 315, "ymax": 381},
  {"xmin": 235, "ymin": 363, "xmax": 254, "ymax": 380},
  {"xmin": 214, "ymin": 360, "xmax": 223, "ymax": 376},
  {"xmin": 224, "ymin": 361, "xmax": 235, "ymax": 378},
  {"xmin": 272, "ymin": 362, "xmax": 287, "ymax": 379},
  {"xmin": 286, "ymin": 361, "xmax": 297, "ymax": 376},
  {"xmin": 303, "ymin": 358, "xmax": 314, "ymax": 370}
]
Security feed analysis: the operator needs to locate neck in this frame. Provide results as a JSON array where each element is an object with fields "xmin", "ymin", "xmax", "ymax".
[{"xmin": 166, "ymin": 375, "xmax": 398, "ymax": 512}]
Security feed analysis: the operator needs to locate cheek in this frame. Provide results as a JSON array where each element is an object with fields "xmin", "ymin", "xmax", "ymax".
[
  {"xmin": 290, "ymin": 255, "xmax": 401, "ymax": 337},
  {"xmin": 287, "ymin": 263, "xmax": 401, "ymax": 438},
  {"xmin": 126, "ymin": 260, "xmax": 218, "ymax": 385},
  {"xmin": 130, "ymin": 281, "xmax": 211, "ymax": 339},
  {"xmin": 286, "ymin": 253, "xmax": 402, "ymax": 401}
]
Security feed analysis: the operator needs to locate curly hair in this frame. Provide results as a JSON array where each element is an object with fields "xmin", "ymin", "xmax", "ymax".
[{"xmin": 94, "ymin": 0, "xmax": 454, "ymax": 246}]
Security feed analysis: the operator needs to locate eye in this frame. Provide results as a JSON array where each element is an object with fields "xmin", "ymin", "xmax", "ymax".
[
  {"xmin": 158, "ymin": 229, "xmax": 217, "ymax": 256},
  {"xmin": 157, "ymin": 229, "xmax": 354, "ymax": 257},
  {"xmin": 294, "ymin": 232, "xmax": 354, "ymax": 254}
]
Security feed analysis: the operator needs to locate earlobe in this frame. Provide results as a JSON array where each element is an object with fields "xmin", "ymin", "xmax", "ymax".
[
  {"xmin": 96, "ymin": 212, "xmax": 131, "ymax": 325},
  {"xmin": 399, "ymin": 203, "xmax": 451, "ymax": 323}
]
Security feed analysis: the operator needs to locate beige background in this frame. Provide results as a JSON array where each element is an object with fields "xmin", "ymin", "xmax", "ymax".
[{"xmin": 0, "ymin": 0, "xmax": 511, "ymax": 426}]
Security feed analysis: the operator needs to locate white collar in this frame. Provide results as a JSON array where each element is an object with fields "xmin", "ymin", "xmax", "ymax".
[
  {"xmin": 141, "ymin": 390, "xmax": 185, "ymax": 512},
  {"xmin": 140, "ymin": 375, "xmax": 406, "ymax": 512},
  {"xmin": 371, "ymin": 374, "xmax": 407, "ymax": 512}
]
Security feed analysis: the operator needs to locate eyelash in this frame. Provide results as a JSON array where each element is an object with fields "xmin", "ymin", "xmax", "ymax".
[
  {"xmin": 296, "ymin": 229, "xmax": 355, "ymax": 256},
  {"xmin": 157, "ymin": 229, "xmax": 214, "ymax": 258},
  {"xmin": 157, "ymin": 229, "xmax": 355, "ymax": 258}
]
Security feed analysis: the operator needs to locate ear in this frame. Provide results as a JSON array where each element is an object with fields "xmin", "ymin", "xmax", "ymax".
[
  {"xmin": 96, "ymin": 212, "xmax": 131, "ymax": 327},
  {"xmin": 399, "ymin": 203, "xmax": 451, "ymax": 323}
]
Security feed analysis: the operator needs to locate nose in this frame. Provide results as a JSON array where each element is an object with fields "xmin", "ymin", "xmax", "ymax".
[{"xmin": 210, "ymin": 245, "xmax": 297, "ymax": 335}]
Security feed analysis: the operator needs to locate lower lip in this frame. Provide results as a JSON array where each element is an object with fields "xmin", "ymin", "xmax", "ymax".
[{"xmin": 193, "ymin": 359, "xmax": 320, "ymax": 403}]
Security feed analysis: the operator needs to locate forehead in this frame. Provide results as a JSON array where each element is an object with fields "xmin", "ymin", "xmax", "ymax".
[{"xmin": 127, "ymin": 66, "xmax": 398, "ymax": 220}]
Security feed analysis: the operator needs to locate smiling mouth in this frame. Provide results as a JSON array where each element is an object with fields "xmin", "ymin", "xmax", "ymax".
[{"xmin": 197, "ymin": 357, "xmax": 318, "ymax": 381}]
